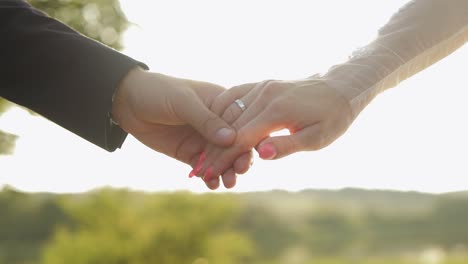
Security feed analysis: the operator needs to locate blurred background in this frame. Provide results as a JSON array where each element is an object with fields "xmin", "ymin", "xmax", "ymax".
[
  {"xmin": 2, "ymin": 187, "xmax": 468, "ymax": 264},
  {"xmin": 1, "ymin": 0, "xmax": 467, "ymax": 263}
]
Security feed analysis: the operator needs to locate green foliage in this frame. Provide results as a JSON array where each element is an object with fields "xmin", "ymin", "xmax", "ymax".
[
  {"xmin": 236, "ymin": 204, "xmax": 298, "ymax": 259},
  {"xmin": 0, "ymin": 130, "xmax": 17, "ymax": 155},
  {"xmin": 430, "ymin": 198, "xmax": 468, "ymax": 247},
  {"xmin": 28, "ymin": 0, "xmax": 128, "ymax": 50},
  {"xmin": 0, "ymin": 99, "xmax": 16, "ymax": 155},
  {"xmin": 0, "ymin": 98, "xmax": 10, "ymax": 115},
  {"xmin": 2, "ymin": 188, "xmax": 468, "ymax": 264},
  {"xmin": 303, "ymin": 210, "xmax": 355, "ymax": 255},
  {"xmin": 41, "ymin": 191, "xmax": 254, "ymax": 264},
  {"xmin": 0, "ymin": 187, "xmax": 71, "ymax": 263}
]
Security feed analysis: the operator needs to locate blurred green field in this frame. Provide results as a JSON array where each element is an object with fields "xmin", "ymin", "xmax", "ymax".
[{"xmin": 1, "ymin": 187, "xmax": 468, "ymax": 264}]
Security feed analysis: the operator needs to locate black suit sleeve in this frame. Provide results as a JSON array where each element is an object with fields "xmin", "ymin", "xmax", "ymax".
[{"xmin": 0, "ymin": 0, "xmax": 148, "ymax": 151}]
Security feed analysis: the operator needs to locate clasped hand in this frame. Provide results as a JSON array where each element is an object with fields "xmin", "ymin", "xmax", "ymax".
[
  {"xmin": 113, "ymin": 68, "xmax": 355, "ymax": 190},
  {"xmin": 193, "ymin": 79, "xmax": 355, "ymax": 189}
]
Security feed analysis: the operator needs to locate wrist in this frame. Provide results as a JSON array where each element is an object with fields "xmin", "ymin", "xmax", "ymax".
[
  {"xmin": 301, "ymin": 78, "xmax": 356, "ymax": 126},
  {"xmin": 111, "ymin": 66, "xmax": 146, "ymax": 132}
]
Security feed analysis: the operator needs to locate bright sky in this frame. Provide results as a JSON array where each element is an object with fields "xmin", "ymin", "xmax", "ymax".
[{"xmin": 0, "ymin": 0, "xmax": 467, "ymax": 194}]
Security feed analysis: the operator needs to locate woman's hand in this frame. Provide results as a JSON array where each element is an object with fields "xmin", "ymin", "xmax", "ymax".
[
  {"xmin": 112, "ymin": 67, "xmax": 245, "ymax": 189},
  {"xmin": 197, "ymin": 78, "xmax": 355, "ymax": 186}
]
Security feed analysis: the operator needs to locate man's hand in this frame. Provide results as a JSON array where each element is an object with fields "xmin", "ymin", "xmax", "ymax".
[{"xmin": 111, "ymin": 67, "xmax": 239, "ymax": 189}]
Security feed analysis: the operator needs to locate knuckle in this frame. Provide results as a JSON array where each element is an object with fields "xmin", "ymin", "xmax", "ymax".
[
  {"xmin": 222, "ymin": 105, "xmax": 240, "ymax": 124},
  {"xmin": 260, "ymin": 81, "xmax": 284, "ymax": 99},
  {"xmin": 231, "ymin": 117, "xmax": 248, "ymax": 131},
  {"xmin": 210, "ymin": 98, "xmax": 224, "ymax": 116},
  {"xmin": 213, "ymin": 87, "xmax": 241, "ymax": 114}
]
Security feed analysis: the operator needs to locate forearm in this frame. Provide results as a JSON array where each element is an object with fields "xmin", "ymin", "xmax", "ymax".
[
  {"xmin": 320, "ymin": 0, "xmax": 468, "ymax": 118},
  {"xmin": 0, "ymin": 1, "xmax": 147, "ymax": 151}
]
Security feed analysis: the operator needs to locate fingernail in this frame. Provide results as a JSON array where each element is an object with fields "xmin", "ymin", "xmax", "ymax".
[
  {"xmin": 203, "ymin": 167, "xmax": 214, "ymax": 182},
  {"xmin": 258, "ymin": 143, "xmax": 277, "ymax": 160},
  {"xmin": 192, "ymin": 152, "xmax": 206, "ymax": 176},
  {"xmin": 215, "ymin": 128, "xmax": 234, "ymax": 142},
  {"xmin": 189, "ymin": 170, "xmax": 196, "ymax": 178},
  {"xmin": 199, "ymin": 151, "xmax": 206, "ymax": 163},
  {"xmin": 193, "ymin": 162, "xmax": 203, "ymax": 175}
]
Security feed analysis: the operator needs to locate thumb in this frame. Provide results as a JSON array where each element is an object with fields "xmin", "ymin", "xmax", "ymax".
[
  {"xmin": 256, "ymin": 125, "xmax": 321, "ymax": 160},
  {"xmin": 176, "ymin": 95, "xmax": 236, "ymax": 146}
]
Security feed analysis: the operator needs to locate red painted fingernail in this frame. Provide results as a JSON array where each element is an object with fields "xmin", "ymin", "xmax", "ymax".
[
  {"xmin": 189, "ymin": 170, "xmax": 197, "ymax": 178},
  {"xmin": 192, "ymin": 152, "xmax": 207, "ymax": 176},
  {"xmin": 203, "ymin": 167, "xmax": 214, "ymax": 182},
  {"xmin": 258, "ymin": 143, "xmax": 277, "ymax": 160},
  {"xmin": 197, "ymin": 152, "xmax": 206, "ymax": 166},
  {"xmin": 200, "ymin": 151, "xmax": 206, "ymax": 162},
  {"xmin": 193, "ymin": 162, "xmax": 203, "ymax": 176}
]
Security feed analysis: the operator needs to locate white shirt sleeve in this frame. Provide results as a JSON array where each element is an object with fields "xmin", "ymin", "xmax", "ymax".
[{"xmin": 320, "ymin": 0, "xmax": 468, "ymax": 118}]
